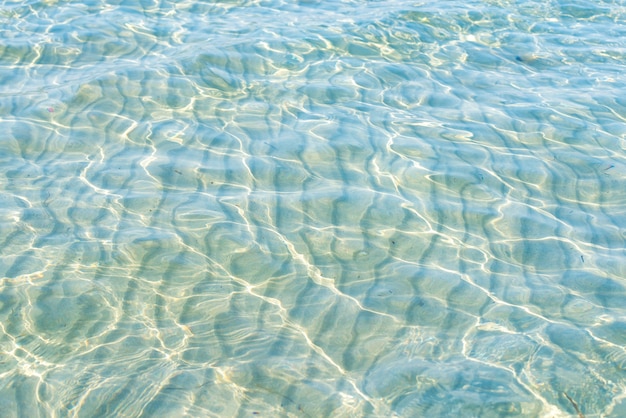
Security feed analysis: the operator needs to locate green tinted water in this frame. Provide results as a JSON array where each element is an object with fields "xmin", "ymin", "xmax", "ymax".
[{"xmin": 1, "ymin": 0, "xmax": 625, "ymax": 416}]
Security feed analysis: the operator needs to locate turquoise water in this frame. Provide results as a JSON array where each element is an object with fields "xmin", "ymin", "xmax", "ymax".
[{"xmin": 1, "ymin": 0, "xmax": 626, "ymax": 416}]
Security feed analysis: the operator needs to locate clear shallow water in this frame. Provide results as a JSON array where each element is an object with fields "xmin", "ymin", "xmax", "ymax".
[{"xmin": 1, "ymin": 0, "xmax": 626, "ymax": 416}]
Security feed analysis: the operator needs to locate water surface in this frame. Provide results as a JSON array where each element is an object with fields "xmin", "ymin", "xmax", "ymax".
[{"xmin": 1, "ymin": 0, "xmax": 626, "ymax": 416}]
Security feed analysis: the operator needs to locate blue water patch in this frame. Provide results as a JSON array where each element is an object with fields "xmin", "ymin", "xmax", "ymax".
[{"xmin": 1, "ymin": 0, "xmax": 625, "ymax": 416}]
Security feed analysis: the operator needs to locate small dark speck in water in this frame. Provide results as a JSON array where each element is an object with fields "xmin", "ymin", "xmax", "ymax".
[
  {"xmin": 515, "ymin": 56, "xmax": 523, "ymax": 62},
  {"xmin": 581, "ymin": 255, "xmax": 584, "ymax": 263},
  {"xmin": 391, "ymin": 240, "xmax": 396, "ymax": 245},
  {"xmin": 174, "ymin": 170, "xmax": 182, "ymax": 175},
  {"xmin": 264, "ymin": 141, "xmax": 277, "ymax": 150}
]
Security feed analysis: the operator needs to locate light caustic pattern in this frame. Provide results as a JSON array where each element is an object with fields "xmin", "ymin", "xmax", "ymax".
[{"xmin": 1, "ymin": 0, "xmax": 626, "ymax": 416}]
